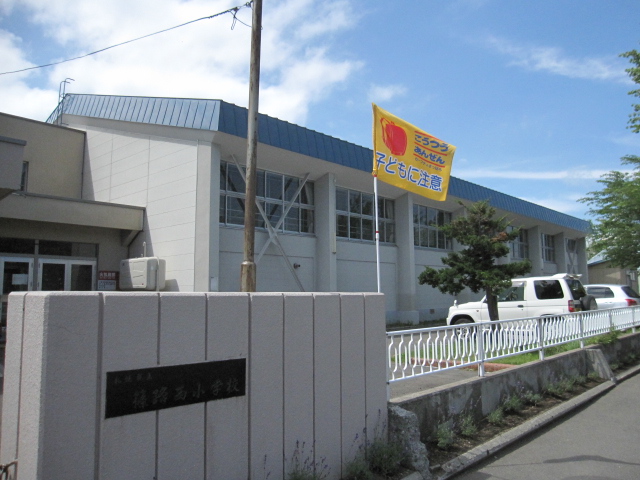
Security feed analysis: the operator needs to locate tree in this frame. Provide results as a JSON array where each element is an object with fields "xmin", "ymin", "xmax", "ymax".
[
  {"xmin": 579, "ymin": 46, "xmax": 640, "ymax": 268},
  {"xmin": 621, "ymin": 48, "xmax": 640, "ymax": 133},
  {"xmin": 580, "ymin": 155, "xmax": 640, "ymax": 269},
  {"xmin": 418, "ymin": 200, "xmax": 531, "ymax": 321}
]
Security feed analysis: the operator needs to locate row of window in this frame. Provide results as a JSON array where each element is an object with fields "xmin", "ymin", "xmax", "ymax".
[{"xmin": 218, "ymin": 162, "xmax": 576, "ymax": 259}]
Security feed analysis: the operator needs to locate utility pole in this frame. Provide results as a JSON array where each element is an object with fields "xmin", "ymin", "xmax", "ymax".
[{"xmin": 240, "ymin": 0, "xmax": 263, "ymax": 292}]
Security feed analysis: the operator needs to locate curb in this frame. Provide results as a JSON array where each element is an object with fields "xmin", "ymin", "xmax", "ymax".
[{"xmin": 400, "ymin": 363, "xmax": 640, "ymax": 480}]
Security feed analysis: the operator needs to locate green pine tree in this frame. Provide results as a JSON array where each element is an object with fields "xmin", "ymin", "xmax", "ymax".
[{"xmin": 418, "ymin": 200, "xmax": 532, "ymax": 321}]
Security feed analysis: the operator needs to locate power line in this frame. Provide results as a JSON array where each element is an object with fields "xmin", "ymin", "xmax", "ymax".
[{"xmin": 0, "ymin": 1, "xmax": 252, "ymax": 76}]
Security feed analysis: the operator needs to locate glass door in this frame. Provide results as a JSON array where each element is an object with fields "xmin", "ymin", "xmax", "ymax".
[
  {"xmin": 38, "ymin": 259, "xmax": 96, "ymax": 291},
  {"xmin": 0, "ymin": 257, "xmax": 34, "ymax": 343}
]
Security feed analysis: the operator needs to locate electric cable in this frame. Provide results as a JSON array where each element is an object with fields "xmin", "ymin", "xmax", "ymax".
[{"xmin": 0, "ymin": 1, "xmax": 252, "ymax": 76}]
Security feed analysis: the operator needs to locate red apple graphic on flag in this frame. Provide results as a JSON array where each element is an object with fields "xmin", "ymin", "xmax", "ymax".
[{"xmin": 381, "ymin": 117, "xmax": 407, "ymax": 156}]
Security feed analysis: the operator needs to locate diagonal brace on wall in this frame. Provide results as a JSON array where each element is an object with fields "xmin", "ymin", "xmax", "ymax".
[{"xmin": 231, "ymin": 156, "xmax": 309, "ymax": 291}]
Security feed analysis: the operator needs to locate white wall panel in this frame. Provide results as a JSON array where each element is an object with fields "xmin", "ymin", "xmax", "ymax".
[
  {"xmin": 157, "ymin": 293, "xmax": 206, "ymax": 480},
  {"xmin": 147, "ymin": 191, "xmax": 196, "ymax": 214},
  {"xmin": 312, "ymin": 294, "xmax": 342, "ymax": 480},
  {"xmin": 283, "ymin": 294, "xmax": 314, "ymax": 472},
  {"xmin": 249, "ymin": 294, "xmax": 284, "ymax": 479},
  {"xmin": 339, "ymin": 294, "xmax": 367, "ymax": 468},
  {"xmin": 100, "ymin": 293, "xmax": 158, "ymax": 480},
  {"xmin": 206, "ymin": 294, "xmax": 249, "ymax": 480}
]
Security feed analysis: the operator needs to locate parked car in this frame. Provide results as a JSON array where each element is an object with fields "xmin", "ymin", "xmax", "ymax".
[
  {"xmin": 447, "ymin": 273, "xmax": 597, "ymax": 325},
  {"xmin": 584, "ymin": 284, "xmax": 640, "ymax": 309}
]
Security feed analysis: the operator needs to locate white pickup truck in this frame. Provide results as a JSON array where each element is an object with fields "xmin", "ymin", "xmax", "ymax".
[{"xmin": 446, "ymin": 273, "xmax": 597, "ymax": 325}]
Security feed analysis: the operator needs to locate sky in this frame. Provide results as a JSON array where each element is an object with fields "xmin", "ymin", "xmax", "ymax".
[{"xmin": 1, "ymin": 0, "xmax": 639, "ymax": 221}]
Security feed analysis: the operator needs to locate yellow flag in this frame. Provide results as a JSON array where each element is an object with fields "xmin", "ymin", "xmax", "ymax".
[{"xmin": 372, "ymin": 104, "xmax": 456, "ymax": 201}]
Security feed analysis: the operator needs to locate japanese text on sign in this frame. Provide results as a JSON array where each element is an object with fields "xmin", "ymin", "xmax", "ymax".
[{"xmin": 105, "ymin": 358, "xmax": 246, "ymax": 418}]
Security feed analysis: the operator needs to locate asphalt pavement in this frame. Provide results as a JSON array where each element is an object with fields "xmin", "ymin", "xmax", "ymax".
[{"xmin": 449, "ymin": 369, "xmax": 640, "ymax": 480}]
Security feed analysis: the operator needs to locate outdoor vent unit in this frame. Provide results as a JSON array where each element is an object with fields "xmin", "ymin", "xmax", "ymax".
[{"xmin": 119, "ymin": 257, "xmax": 166, "ymax": 291}]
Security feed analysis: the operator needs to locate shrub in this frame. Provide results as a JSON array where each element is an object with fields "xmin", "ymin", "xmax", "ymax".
[
  {"xmin": 522, "ymin": 391, "xmax": 543, "ymax": 406},
  {"xmin": 286, "ymin": 441, "xmax": 329, "ymax": 480},
  {"xmin": 436, "ymin": 423, "xmax": 456, "ymax": 450},
  {"xmin": 502, "ymin": 395, "xmax": 524, "ymax": 414},
  {"xmin": 459, "ymin": 414, "xmax": 478, "ymax": 438},
  {"xmin": 367, "ymin": 439, "xmax": 405, "ymax": 477},
  {"xmin": 487, "ymin": 408, "xmax": 504, "ymax": 426},
  {"xmin": 545, "ymin": 381, "xmax": 566, "ymax": 397},
  {"xmin": 343, "ymin": 456, "xmax": 373, "ymax": 480}
]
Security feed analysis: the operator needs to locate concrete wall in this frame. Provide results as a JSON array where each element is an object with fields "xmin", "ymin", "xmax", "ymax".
[
  {"xmin": 82, "ymin": 126, "xmax": 202, "ymax": 291},
  {"xmin": 390, "ymin": 332, "xmax": 640, "ymax": 443},
  {"xmin": 1, "ymin": 291, "xmax": 387, "ymax": 480},
  {"xmin": 0, "ymin": 113, "xmax": 85, "ymax": 198},
  {"xmin": 0, "ymin": 136, "xmax": 24, "ymax": 199}
]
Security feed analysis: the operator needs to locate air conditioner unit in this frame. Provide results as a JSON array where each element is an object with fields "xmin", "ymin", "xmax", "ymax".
[{"xmin": 119, "ymin": 257, "xmax": 166, "ymax": 291}]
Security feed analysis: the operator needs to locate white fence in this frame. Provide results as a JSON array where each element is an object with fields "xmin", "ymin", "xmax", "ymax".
[{"xmin": 387, "ymin": 306, "xmax": 640, "ymax": 382}]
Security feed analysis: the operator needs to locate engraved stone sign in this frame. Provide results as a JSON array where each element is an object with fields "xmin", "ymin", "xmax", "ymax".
[{"xmin": 105, "ymin": 358, "xmax": 246, "ymax": 418}]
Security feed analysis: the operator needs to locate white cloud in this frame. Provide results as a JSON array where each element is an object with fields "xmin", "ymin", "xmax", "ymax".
[
  {"xmin": 367, "ymin": 83, "xmax": 407, "ymax": 103},
  {"xmin": 0, "ymin": 0, "xmax": 361, "ymax": 123},
  {"xmin": 455, "ymin": 168, "xmax": 632, "ymax": 181},
  {"xmin": 519, "ymin": 195, "xmax": 586, "ymax": 216},
  {"xmin": 484, "ymin": 35, "xmax": 630, "ymax": 83}
]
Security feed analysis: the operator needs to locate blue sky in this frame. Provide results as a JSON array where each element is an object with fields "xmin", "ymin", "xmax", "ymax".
[{"xmin": 1, "ymin": 0, "xmax": 639, "ymax": 220}]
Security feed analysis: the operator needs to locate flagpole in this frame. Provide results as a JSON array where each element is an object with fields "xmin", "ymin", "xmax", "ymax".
[{"xmin": 373, "ymin": 175, "xmax": 381, "ymax": 293}]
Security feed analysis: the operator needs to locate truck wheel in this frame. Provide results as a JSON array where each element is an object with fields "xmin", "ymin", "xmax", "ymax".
[
  {"xmin": 581, "ymin": 295, "xmax": 597, "ymax": 311},
  {"xmin": 453, "ymin": 317, "xmax": 474, "ymax": 336}
]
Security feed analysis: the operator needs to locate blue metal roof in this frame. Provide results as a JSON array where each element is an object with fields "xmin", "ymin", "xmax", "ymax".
[{"xmin": 48, "ymin": 94, "xmax": 590, "ymax": 232}]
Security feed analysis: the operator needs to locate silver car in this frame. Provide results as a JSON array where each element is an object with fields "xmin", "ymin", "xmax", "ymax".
[{"xmin": 584, "ymin": 284, "xmax": 640, "ymax": 309}]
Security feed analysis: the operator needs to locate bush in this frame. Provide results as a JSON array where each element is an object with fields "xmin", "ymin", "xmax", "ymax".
[
  {"xmin": 487, "ymin": 408, "xmax": 504, "ymax": 426},
  {"xmin": 367, "ymin": 439, "xmax": 405, "ymax": 477},
  {"xmin": 502, "ymin": 395, "xmax": 524, "ymax": 414},
  {"xmin": 522, "ymin": 391, "xmax": 543, "ymax": 406},
  {"xmin": 436, "ymin": 423, "xmax": 456, "ymax": 450},
  {"xmin": 459, "ymin": 414, "xmax": 478, "ymax": 438}
]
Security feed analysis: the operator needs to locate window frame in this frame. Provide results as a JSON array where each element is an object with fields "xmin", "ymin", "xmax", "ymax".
[
  {"xmin": 335, "ymin": 187, "xmax": 395, "ymax": 243},
  {"xmin": 412, "ymin": 204, "xmax": 452, "ymax": 250},
  {"xmin": 541, "ymin": 233, "xmax": 555, "ymax": 263},
  {"xmin": 219, "ymin": 161, "xmax": 315, "ymax": 235}
]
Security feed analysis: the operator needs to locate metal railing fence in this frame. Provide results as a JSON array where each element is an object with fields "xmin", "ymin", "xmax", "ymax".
[{"xmin": 387, "ymin": 306, "xmax": 640, "ymax": 383}]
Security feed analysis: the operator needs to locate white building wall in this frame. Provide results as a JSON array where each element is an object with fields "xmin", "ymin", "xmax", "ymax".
[
  {"xmin": 336, "ymin": 241, "xmax": 398, "ymax": 313},
  {"xmin": 80, "ymin": 126, "xmax": 200, "ymax": 291},
  {"xmin": 219, "ymin": 228, "xmax": 316, "ymax": 293}
]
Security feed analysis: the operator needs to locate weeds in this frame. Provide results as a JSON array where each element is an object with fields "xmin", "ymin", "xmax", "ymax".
[
  {"xmin": 522, "ymin": 390, "xmax": 543, "ymax": 406},
  {"xmin": 502, "ymin": 395, "xmax": 523, "ymax": 414},
  {"xmin": 286, "ymin": 441, "xmax": 329, "ymax": 480},
  {"xmin": 435, "ymin": 423, "xmax": 456, "ymax": 450},
  {"xmin": 545, "ymin": 381, "xmax": 567, "ymax": 398},
  {"xmin": 459, "ymin": 414, "xmax": 478, "ymax": 438},
  {"xmin": 486, "ymin": 407, "xmax": 504, "ymax": 426},
  {"xmin": 588, "ymin": 371, "xmax": 601, "ymax": 381},
  {"xmin": 367, "ymin": 439, "xmax": 404, "ymax": 477}
]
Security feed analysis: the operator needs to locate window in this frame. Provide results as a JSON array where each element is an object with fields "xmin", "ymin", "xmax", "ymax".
[
  {"xmin": 219, "ymin": 162, "xmax": 314, "ymax": 234},
  {"xmin": 534, "ymin": 280, "xmax": 563, "ymax": 300},
  {"xmin": 509, "ymin": 227, "xmax": 529, "ymax": 259},
  {"xmin": 413, "ymin": 204, "xmax": 452, "ymax": 250},
  {"xmin": 498, "ymin": 282, "xmax": 525, "ymax": 302},
  {"xmin": 566, "ymin": 238, "xmax": 578, "ymax": 273},
  {"xmin": 541, "ymin": 234, "xmax": 555, "ymax": 262},
  {"xmin": 20, "ymin": 162, "xmax": 28, "ymax": 191},
  {"xmin": 0, "ymin": 238, "xmax": 97, "ymax": 258},
  {"xmin": 336, "ymin": 188, "xmax": 395, "ymax": 242},
  {"xmin": 586, "ymin": 286, "xmax": 614, "ymax": 299}
]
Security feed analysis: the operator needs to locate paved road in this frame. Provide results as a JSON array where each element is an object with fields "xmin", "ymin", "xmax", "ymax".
[{"xmin": 453, "ymin": 372, "xmax": 640, "ymax": 480}]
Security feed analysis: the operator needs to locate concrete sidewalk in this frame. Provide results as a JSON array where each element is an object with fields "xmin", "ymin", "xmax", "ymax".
[{"xmin": 406, "ymin": 363, "xmax": 640, "ymax": 480}]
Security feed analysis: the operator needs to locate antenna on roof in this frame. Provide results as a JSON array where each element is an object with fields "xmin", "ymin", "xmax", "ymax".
[{"xmin": 57, "ymin": 78, "xmax": 74, "ymax": 125}]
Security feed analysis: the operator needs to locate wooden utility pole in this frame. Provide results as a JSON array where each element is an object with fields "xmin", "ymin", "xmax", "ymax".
[{"xmin": 240, "ymin": 0, "xmax": 263, "ymax": 292}]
